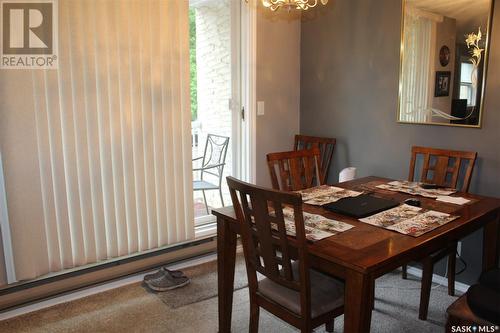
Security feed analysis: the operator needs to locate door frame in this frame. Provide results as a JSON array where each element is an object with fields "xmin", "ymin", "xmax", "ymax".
[
  {"xmin": 230, "ymin": 0, "xmax": 257, "ymax": 183},
  {"xmin": 240, "ymin": 0, "xmax": 257, "ymax": 184}
]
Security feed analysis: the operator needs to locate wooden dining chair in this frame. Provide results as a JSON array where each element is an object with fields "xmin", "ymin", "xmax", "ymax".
[
  {"xmin": 227, "ymin": 177, "xmax": 344, "ymax": 333},
  {"xmin": 408, "ymin": 146, "xmax": 477, "ymax": 192},
  {"xmin": 403, "ymin": 146, "xmax": 477, "ymax": 320},
  {"xmin": 267, "ymin": 147, "xmax": 323, "ymax": 192},
  {"xmin": 294, "ymin": 135, "xmax": 336, "ymax": 184}
]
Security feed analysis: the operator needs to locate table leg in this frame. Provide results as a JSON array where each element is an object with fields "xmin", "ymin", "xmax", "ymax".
[
  {"xmin": 217, "ymin": 216, "xmax": 238, "ymax": 333},
  {"xmin": 482, "ymin": 211, "xmax": 500, "ymax": 272},
  {"xmin": 344, "ymin": 270, "xmax": 373, "ymax": 333}
]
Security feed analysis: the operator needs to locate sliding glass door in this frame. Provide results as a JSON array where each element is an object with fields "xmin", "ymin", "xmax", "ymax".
[
  {"xmin": 189, "ymin": 0, "xmax": 245, "ymax": 223},
  {"xmin": 0, "ymin": 0, "xmax": 198, "ymax": 286}
]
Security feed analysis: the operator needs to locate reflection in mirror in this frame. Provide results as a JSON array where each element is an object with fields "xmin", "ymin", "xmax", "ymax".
[{"xmin": 398, "ymin": 0, "xmax": 493, "ymax": 127}]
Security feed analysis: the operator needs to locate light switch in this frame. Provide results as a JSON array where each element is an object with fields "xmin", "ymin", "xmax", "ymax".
[{"xmin": 257, "ymin": 101, "xmax": 265, "ymax": 116}]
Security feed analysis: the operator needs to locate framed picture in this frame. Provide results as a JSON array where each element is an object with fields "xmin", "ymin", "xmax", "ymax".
[
  {"xmin": 439, "ymin": 45, "xmax": 451, "ymax": 66},
  {"xmin": 435, "ymin": 71, "xmax": 451, "ymax": 97}
]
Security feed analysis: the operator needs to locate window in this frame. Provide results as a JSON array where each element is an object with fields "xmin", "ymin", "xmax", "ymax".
[{"xmin": 459, "ymin": 62, "xmax": 476, "ymax": 107}]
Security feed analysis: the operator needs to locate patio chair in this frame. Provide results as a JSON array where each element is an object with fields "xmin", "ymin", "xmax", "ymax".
[{"xmin": 193, "ymin": 134, "xmax": 230, "ymax": 214}]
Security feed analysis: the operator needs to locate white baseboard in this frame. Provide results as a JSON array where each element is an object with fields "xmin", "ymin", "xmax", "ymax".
[{"xmin": 405, "ymin": 266, "xmax": 470, "ymax": 293}]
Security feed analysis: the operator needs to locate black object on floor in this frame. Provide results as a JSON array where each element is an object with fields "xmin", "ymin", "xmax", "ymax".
[
  {"xmin": 466, "ymin": 284, "xmax": 500, "ymax": 325},
  {"xmin": 144, "ymin": 269, "xmax": 190, "ymax": 292},
  {"xmin": 144, "ymin": 268, "xmax": 185, "ymax": 283},
  {"xmin": 479, "ymin": 268, "xmax": 500, "ymax": 293}
]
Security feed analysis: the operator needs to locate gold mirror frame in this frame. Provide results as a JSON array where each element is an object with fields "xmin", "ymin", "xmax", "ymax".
[{"xmin": 397, "ymin": 0, "xmax": 495, "ymax": 128}]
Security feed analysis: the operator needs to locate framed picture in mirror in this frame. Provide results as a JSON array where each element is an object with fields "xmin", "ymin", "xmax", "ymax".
[
  {"xmin": 435, "ymin": 71, "xmax": 451, "ymax": 97},
  {"xmin": 439, "ymin": 45, "xmax": 450, "ymax": 66}
]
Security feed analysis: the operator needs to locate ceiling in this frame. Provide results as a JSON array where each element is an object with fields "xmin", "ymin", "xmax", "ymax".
[{"xmin": 407, "ymin": 0, "xmax": 492, "ymax": 37}]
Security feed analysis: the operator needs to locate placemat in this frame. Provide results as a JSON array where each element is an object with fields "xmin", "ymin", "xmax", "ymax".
[
  {"xmin": 376, "ymin": 180, "xmax": 456, "ymax": 198},
  {"xmin": 282, "ymin": 207, "xmax": 354, "ymax": 241},
  {"xmin": 297, "ymin": 185, "xmax": 362, "ymax": 205},
  {"xmin": 359, "ymin": 204, "xmax": 459, "ymax": 237}
]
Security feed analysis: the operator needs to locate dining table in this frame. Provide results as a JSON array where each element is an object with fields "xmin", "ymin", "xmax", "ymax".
[{"xmin": 213, "ymin": 176, "xmax": 500, "ymax": 332}]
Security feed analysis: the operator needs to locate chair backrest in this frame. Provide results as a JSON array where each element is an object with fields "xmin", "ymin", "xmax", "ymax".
[
  {"xmin": 226, "ymin": 177, "xmax": 311, "ymax": 316},
  {"xmin": 408, "ymin": 146, "xmax": 477, "ymax": 192},
  {"xmin": 201, "ymin": 134, "xmax": 230, "ymax": 183},
  {"xmin": 267, "ymin": 148, "xmax": 322, "ymax": 192},
  {"xmin": 294, "ymin": 135, "xmax": 336, "ymax": 184}
]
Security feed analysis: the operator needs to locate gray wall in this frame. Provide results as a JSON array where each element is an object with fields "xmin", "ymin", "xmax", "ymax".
[
  {"xmin": 256, "ymin": 7, "xmax": 301, "ymax": 187},
  {"xmin": 300, "ymin": 0, "xmax": 500, "ymax": 284}
]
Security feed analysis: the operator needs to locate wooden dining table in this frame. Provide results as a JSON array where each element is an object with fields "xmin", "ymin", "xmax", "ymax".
[{"xmin": 213, "ymin": 176, "xmax": 500, "ymax": 333}]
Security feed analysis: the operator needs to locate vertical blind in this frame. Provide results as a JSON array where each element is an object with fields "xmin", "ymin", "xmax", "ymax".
[
  {"xmin": 0, "ymin": 0, "xmax": 194, "ymax": 282},
  {"xmin": 400, "ymin": 7, "xmax": 436, "ymax": 123}
]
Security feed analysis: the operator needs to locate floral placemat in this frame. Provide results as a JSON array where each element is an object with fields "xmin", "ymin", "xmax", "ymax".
[
  {"xmin": 297, "ymin": 185, "xmax": 362, "ymax": 206},
  {"xmin": 281, "ymin": 207, "xmax": 354, "ymax": 241},
  {"xmin": 376, "ymin": 180, "xmax": 456, "ymax": 198},
  {"xmin": 359, "ymin": 204, "xmax": 459, "ymax": 237}
]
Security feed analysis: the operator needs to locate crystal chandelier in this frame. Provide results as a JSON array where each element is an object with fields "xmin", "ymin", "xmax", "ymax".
[{"xmin": 261, "ymin": 0, "xmax": 329, "ymax": 11}]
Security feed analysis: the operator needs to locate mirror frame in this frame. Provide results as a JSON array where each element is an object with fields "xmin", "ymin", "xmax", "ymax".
[{"xmin": 397, "ymin": 0, "xmax": 495, "ymax": 128}]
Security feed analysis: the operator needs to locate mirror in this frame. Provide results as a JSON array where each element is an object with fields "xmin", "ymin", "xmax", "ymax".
[{"xmin": 398, "ymin": 0, "xmax": 493, "ymax": 127}]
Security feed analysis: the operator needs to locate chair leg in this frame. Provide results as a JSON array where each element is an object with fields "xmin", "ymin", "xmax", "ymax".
[
  {"xmin": 300, "ymin": 318, "xmax": 313, "ymax": 333},
  {"xmin": 202, "ymin": 190, "xmax": 209, "ymax": 215},
  {"xmin": 370, "ymin": 281, "xmax": 375, "ymax": 310},
  {"xmin": 419, "ymin": 258, "xmax": 434, "ymax": 320},
  {"xmin": 249, "ymin": 301, "xmax": 259, "ymax": 333},
  {"xmin": 325, "ymin": 319, "xmax": 334, "ymax": 332},
  {"xmin": 402, "ymin": 264, "xmax": 408, "ymax": 279},
  {"xmin": 447, "ymin": 242, "xmax": 457, "ymax": 296},
  {"xmin": 219, "ymin": 188, "xmax": 225, "ymax": 207}
]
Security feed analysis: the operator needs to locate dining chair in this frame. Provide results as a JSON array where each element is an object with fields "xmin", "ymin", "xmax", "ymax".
[
  {"xmin": 403, "ymin": 146, "xmax": 477, "ymax": 320},
  {"xmin": 192, "ymin": 134, "xmax": 230, "ymax": 214},
  {"xmin": 294, "ymin": 135, "xmax": 336, "ymax": 184},
  {"xmin": 226, "ymin": 176, "xmax": 344, "ymax": 333},
  {"xmin": 267, "ymin": 147, "xmax": 323, "ymax": 192}
]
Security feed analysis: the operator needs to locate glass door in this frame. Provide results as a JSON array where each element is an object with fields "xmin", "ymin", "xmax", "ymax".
[{"xmin": 189, "ymin": 0, "xmax": 244, "ymax": 224}]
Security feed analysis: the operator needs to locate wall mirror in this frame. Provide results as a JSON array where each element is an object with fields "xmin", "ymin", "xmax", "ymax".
[{"xmin": 398, "ymin": 0, "xmax": 494, "ymax": 128}]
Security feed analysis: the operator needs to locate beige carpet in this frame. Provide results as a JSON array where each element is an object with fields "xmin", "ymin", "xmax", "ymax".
[{"xmin": 0, "ymin": 257, "xmax": 459, "ymax": 333}]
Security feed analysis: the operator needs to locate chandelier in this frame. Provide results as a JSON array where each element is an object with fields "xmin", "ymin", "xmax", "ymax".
[{"xmin": 261, "ymin": 0, "xmax": 328, "ymax": 11}]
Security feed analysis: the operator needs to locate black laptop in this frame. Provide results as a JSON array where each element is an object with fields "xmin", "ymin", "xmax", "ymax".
[{"xmin": 323, "ymin": 194, "xmax": 399, "ymax": 218}]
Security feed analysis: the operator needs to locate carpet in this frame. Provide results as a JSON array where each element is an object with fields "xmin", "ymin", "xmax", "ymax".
[
  {"xmin": 148, "ymin": 253, "xmax": 248, "ymax": 308},
  {"xmin": 0, "ymin": 255, "xmax": 461, "ymax": 333}
]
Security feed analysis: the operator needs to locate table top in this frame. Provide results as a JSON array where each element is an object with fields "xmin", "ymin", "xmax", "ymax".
[{"xmin": 213, "ymin": 176, "xmax": 500, "ymax": 275}]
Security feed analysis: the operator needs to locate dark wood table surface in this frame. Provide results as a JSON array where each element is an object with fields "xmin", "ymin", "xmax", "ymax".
[{"xmin": 213, "ymin": 176, "xmax": 500, "ymax": 332}]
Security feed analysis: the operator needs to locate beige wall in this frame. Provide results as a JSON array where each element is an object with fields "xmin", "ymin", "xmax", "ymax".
[{"xmin": 255, "ymin": 6, "xmax": 301, "ymax": 187}]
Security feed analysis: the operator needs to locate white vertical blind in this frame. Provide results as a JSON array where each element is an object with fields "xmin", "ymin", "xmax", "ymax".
[
  {"xmin": 0, "ymin": 0, "xmax": 194, "ymax": 282},
  {"xmin": 400, "ymin": 6, "xmax": 437, "ymax": 123}
]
